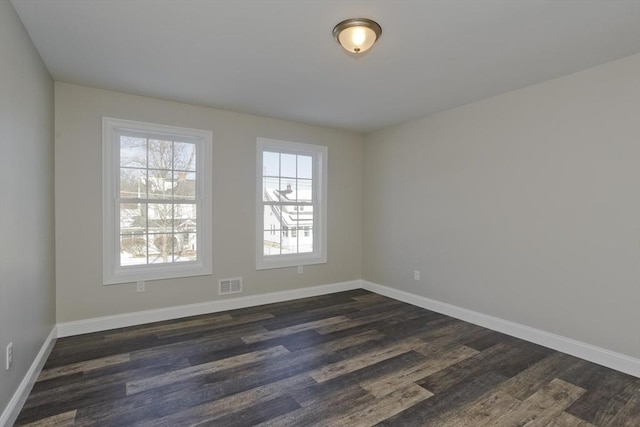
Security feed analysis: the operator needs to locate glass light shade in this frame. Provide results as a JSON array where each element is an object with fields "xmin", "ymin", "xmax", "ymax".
[{"xmin": 333, "ymin": 18, "xmax": 382, "ymax": 54}]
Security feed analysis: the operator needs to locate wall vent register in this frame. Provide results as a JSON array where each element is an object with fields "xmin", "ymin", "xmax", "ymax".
[{"xmin": 219, "ymin": 277, "xmax": 243, "ymax": 295}]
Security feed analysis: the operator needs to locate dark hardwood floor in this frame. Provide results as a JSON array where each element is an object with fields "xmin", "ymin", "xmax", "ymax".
[{"xmin": 15, "ymin": 290, "xmax": 640, "ymax": 426}]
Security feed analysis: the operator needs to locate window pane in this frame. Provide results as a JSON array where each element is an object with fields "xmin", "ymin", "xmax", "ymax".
[
  {"xmin": 281, "ymin": 204, "xmax": 298, "ymax": 221},
  {"xmin": 265, "ymin": 204, "xmax": 301, "ymax": 237},
  {"xmin": 174, "ymin": 171, "xmax": 196, "ymax": 199},
  {"xmin": 175, "ymin": 203, "xmax": 196, "ymax": 222},
  {"xmin": 120, "ymin": 168, "xmax": 147, "ymax": 199},
  {"xmin": 278, "ymin": 178, "xmax": 296, "ymax": 201},
  {"xmin": 120, "ymin": 235, "xmax": 148, "ymax": 266},
  {"xmin": 174, "ymin": 142, "xmax": 196, "ymax": 171},
  {"xmin": 148, "ymin": 203, "xmax": 173, "ymax": 233},
  {"xmin": 149, "ymin": 234, "xmax": 175, "ymax": 263},
  {"xmin": 298, "ymin": 155, "xmax": 312, "ymax": 179},
  {"xmin": 264, "ymin": 205, "xmax": 280, "ymax": 230},
  {"xmin": 299, "ymin": 228, "xmax": 313, "ymax": 253},
  {"xmin": 298, "ymin": 209, "xmax": 313, "ymax": 234},
  {"xmin": 263, "ymin": 230, "xmax": 281, "ymax": 256},
  {"xmin": 148, "ymin": 169, "xmax": 172, "ymax": 199},
  {"xmin": 281, "ymin": 153, "xmax": 296, "ymax": 178},
  {"xmin": 175, "ymin": 204, "xmax": 196, "ymax": 249},
  {"xmin": 281, "ymin": 233, "xmax": 297, "ymax": 254},
  {"xmin": 263, "ymin": 176, "xmax": 279, "ymax": 202},
  {"xmin": 263, "ymin": 151, "xmax": 279, "ymax": 176},
  {"xmin": 280, "ymin": 204, "xmax": 299, "ymax": 233},
  {"xmin": 297, "ymin": 179, "xmax": 312, "ymax": 202},
  {"xmin": 120, "ymin": 136, "xmax": 147, "ymax": 167},
  {"xmin": 148, "ymin": 139, "xmax": 173, "ymax": 170},
  {"xmin": 175, "ymin": 232, "xmax": 197, "ymax": 262},
  {"xmin": 120, "ymin": 203, "xmax": 146, "ymax": 234}
]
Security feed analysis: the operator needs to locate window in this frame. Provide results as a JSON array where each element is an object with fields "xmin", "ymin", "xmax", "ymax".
[
  {"xmin": 103, "ymin": 118, "xmax": 212, "ymax": 284},
  {"xmin": 257, "ymin": 138, "xmax": 327, "ymax": 270}
]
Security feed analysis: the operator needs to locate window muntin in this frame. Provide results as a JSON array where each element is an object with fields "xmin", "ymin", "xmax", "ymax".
[
  {"xmin": 257, "ymin": 138, "xmax": 327, "ymax": 269},
  {"xmin": 103, "ymin": 118, "xmax": 212, "ymax": 284}
]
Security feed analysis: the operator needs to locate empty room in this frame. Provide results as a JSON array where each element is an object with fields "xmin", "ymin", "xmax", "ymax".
[{"xmin": 1, "ymin": 0, "xmax": 639, "ymax": 426}]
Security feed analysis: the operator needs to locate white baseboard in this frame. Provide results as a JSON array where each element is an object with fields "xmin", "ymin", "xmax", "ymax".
[
  {"xmin": 0, "ymin": 326, "xmax": 57, "ymax": 427},
  {"xmin": 361, "ymin": 280, "xmax": 640, "ymax": 378},
  {"xmin": 56, "ymin": 280, "xmax": 361, "ymax": 337}
]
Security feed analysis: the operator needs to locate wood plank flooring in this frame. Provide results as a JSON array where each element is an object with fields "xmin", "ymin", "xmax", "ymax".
[{"xmin": 15, "ymin": 290, "xmax": 640, "ymax": 426}]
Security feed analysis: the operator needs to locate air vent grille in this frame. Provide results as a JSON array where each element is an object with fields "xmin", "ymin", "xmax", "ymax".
[{"xmin": 219, "ymin": 277, "xmax": 242, "ymax": 295}]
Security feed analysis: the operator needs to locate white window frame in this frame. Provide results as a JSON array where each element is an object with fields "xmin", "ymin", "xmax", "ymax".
[
  {"xmin": 103, "ymin": 117, "xmax": 213, "ymax": 285},
  {"xmin": 256, "ymin": 138, "xmax": 327, "ymax": 270}
]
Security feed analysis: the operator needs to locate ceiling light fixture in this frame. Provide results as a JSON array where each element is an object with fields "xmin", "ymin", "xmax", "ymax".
[{"xmin": 333, "ymin": 18, "xmax": 382, "ymax": 55}]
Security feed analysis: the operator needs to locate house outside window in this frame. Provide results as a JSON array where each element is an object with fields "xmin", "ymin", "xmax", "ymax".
[
  {"xmin": 103, "ymin": 117, "xmax": 212, "ymax": 284},
  {"xmin": 256, "ymin": 138, "xmax": 327, "ymax": 269}
]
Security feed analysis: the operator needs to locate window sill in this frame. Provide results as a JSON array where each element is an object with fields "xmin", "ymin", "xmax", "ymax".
[
  {"xmin": 104, "ymin": 262, "xmax": 212, "ymax": 285},
  {"xmin": 256, "ymin": 254, "xmax": 327, "ymax": 270}
]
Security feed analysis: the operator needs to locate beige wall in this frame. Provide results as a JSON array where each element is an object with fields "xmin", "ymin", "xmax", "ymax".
[
  {"xmin": 0, "ymin": 0, "xmax": 56, "ymax": 416},
  {"xmin": 363, "ymin": 54, "xmax": 640, "ymax": 358},
  {"xmin": 55, "ymin": 83, "xmax": 363, "ymax": 323}
]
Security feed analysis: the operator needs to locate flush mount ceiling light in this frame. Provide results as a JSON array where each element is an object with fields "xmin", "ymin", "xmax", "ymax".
[{"xmin": 333, "ymin": 18, "xmax": 382, "ymax": 54}]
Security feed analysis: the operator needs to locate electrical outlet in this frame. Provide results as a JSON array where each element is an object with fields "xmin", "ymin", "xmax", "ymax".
[
  {"xmin": 414, "ymin": 270, "xmax": 421, "ymax": 281},
  {"xmin": 6, "ymin": 342, "xmax": 13, "ymax": 370},
  {"xmin": 136, "ymin": 281, "xmax": 145, "ymax": 292},
  {"xmin": 297, "ymin": 266, "xmax": 304, "ymax": 274}
]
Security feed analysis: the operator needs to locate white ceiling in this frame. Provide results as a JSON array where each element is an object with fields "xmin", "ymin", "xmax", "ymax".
[{"xmin": 11, "ymin": 0, "xmax": 640, "ymax": 133}]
